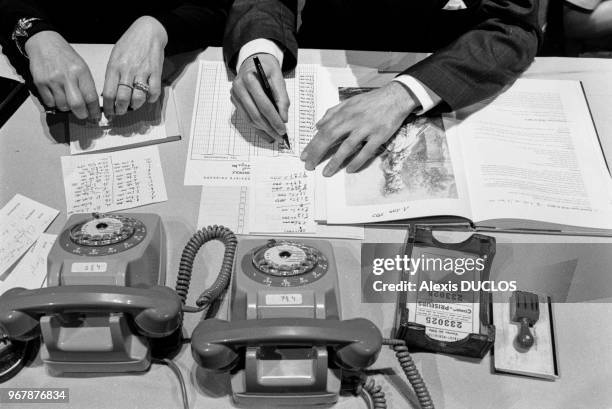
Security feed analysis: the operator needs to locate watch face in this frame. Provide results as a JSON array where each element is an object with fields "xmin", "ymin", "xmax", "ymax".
[{"xmin": 247, "ymin": 240, "xmax": 328, "ymax": 287}]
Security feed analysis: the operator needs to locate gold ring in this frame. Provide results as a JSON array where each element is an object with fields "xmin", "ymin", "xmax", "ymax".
[
  {"xmin": 118, "ymin": 83, "xmax": 133, "ymax": 90},
  {"xmin": 133, "ymin": 81, "xmax": 150, "ymax": 93}
]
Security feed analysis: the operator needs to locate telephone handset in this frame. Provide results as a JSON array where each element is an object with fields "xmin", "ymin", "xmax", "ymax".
[
  {"xmin": 0, "ymin": 285, "xmax": 182, "ymax": 341},
  {"xmin": 192, "ymin": 317, "xmax": 382, "ymax": 371}
]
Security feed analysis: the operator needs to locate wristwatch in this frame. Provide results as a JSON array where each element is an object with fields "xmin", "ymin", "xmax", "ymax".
[{"xmin": 11, "ymin": 17, "xmax": 43, "ymax": 58}]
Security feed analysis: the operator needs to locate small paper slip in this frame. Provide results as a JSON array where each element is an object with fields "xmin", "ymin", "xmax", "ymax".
[
  {"xmin": 197, "ymin": 187, "xmax": 364, "ymax": 239},
  {"xmin": 61, "ymin": 145, "xmax": 168, "ymax": 214},
  {"xmin": 248, "ymin": 158, "xmax": 316, "ymax": 234},
  {"xmin": 69, "ymin": 87, "xmax": 181, "ymax": 154},
  {"xmin": 0, "ymin": 194, "xmax": 59, "ymax": 276},
  {"xmin": 0, "ymin": 233, "xmax": 56, "ymax": 294}
]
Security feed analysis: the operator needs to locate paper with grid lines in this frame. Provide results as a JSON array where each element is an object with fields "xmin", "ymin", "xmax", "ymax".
[{"xmin": 183, "ymin": 61, "xmax": 338, "ymax": 185}]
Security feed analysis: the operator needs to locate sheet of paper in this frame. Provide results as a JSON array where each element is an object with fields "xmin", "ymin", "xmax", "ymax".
[
  {"xmin": 0, "ymin": 194, "xmax": 58, "ymax": 276},
  {"xmin": 61, "ymin": 146, "xmax": 168, "ymax": 214},
  {"xmin": 184, "ymin": 62, "xmax": 339, "ymax": 185},
  {"xmin": 197, "ymin": 187, "xmax": 364, "ymax": 239},
  {"xmin": 0, "ymin": 233, "xmax": 56, "ymax": 294},
  {"xmin": 249, "ymin": 158, "xmax": 316, "ymax": 234},
  {"xmin": 69, "ymin": 87, "xmax": 181, "ymax": 154},
  {"xmin": 455, "ymin": 79, "xmax": 612, "ymax": 230}
]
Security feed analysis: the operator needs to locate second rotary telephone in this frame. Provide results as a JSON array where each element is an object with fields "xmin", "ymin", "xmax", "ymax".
[{"xmin": 0, "ymin": 213, "xmax": 434, "ymax": 409}]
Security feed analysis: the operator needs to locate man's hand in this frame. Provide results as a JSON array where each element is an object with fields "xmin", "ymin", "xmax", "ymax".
[
  {"xmin": 25, "ymin": 31, "xmax": 100, "ymax": 120},
  {"xmin": 301, "ymin": 82, "xmax": 418, "ymax": 176},
  {"xmin": 103, "ymin": 16, "xmax": 167, "ymax": 117},
  {"xmin": 231, "ymin": 53, "xmax": 289, "ymax": 143}
]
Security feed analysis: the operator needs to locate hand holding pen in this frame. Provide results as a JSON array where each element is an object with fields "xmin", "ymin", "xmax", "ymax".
[{"xmin": 230, "ymin": 53, "xmax": 290, "ymax": 147}]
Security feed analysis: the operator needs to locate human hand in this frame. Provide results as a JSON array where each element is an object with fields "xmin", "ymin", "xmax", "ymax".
[
  {"xmin": 230, "ymin": 53, "xmax": 289, "ymax": 143},
  {"xmin": 301, "ymin": 82, "xmax": 418, "ymax": 176},
  {"xmin": 25, "ymin": 31, "xmax": 100, "ymax": 120},
  {"xmin": 103, "ymin": 16, "xmax": 167, "ymax": 117}
]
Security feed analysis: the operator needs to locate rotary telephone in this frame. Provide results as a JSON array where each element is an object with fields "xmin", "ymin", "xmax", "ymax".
[
  {"xmin": 191, "ymin": 239, "xmax": 434, "ymax": 409},
  {"xmin": 0, "ymin": 213, "xmax": 434, "ymax": 409},
  {"xmin": 0, "ymin": 213, "xmax": 182, "ymax": 375}
]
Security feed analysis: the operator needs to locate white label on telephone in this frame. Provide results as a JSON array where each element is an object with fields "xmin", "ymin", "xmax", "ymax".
[
  {"xmin": 265, "ymin": 294, "xmax": 303, "ymax": 305},
  {"xmin": 71, "ymin": 262, "xmax": 107, "ymax": 273}
]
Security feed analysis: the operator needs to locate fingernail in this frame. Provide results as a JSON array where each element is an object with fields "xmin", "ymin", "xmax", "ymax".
[
  {"xmin": 305, "ymin": 162, "xmax": 314, "ymax": 171},
  {"xmin": 300, "ymin": 151, "xmax": 308, "ymax": 161},
  {"xmin": 346, "ymin": 166, "xmax": 355, "ymax": 173}
]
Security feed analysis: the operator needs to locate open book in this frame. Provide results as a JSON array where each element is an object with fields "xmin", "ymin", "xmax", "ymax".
[{"xmin": 321, "ymin": 79, "xmax": 612, "ymax": 235}]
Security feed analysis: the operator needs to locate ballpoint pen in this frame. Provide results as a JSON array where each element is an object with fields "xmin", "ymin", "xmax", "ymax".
[{"xmin": 252, "ymin": 56, "xmax": 291, "ymax": 150}]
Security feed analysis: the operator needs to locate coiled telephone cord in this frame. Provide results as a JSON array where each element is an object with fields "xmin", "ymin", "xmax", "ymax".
[
  {"xmin": 358, "ymin": 377, "xmax": 387, "ymax": 408},
  {"xmin": 360, "ymin": 339, "xmax": 434, "ymax": 409},
  {"xmin": 174, "ymin": 225, "xmax": 238, "ymax": 314},
  {"xmin": 161, "ymin": 225, "xmax": 237, "ymax": 409}
]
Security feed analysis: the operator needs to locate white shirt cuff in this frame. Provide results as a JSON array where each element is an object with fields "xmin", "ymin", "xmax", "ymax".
[
  {"xmin": 392, "ymin": 75, "xmax": 442, "ymax": 115},
  {"xmin": 236, "ymin": 39, "xmax": 285, "ymax": 72}
]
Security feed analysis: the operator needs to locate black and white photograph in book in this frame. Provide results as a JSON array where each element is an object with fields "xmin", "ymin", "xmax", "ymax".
[{"xmin": 340, "ymin": 88, "xmax": 457, "ymax": 206}]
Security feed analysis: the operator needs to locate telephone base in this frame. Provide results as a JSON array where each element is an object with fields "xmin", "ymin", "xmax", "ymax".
[
  {"xmin": 39, "ymin": 314, "xmax": 151, "ymax": 375},
  {"xmin": 41, "ymin": 351, "xmax": 151, "ymax": 376},
  {"xmin": 233, "ymin": 392, "xmax": 339, "ymax": 408},
  {"xmin": 231, "ymin": 368, "xmax": 341, "ymax": 408}
]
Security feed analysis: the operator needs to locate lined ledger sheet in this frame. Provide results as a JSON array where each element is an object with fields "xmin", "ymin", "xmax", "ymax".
[
  {"xmin": 184, "ymin": 62, "xmax": 338, "ymax": 185},
  {"xmin": 61, "ymin": 146, "xmax": 168, "ymax": 214}
]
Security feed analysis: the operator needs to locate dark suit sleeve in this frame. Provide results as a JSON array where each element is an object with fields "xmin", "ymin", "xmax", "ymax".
[
  {"xmin": 403, "ymin": 0, "xmax": 541, "ymax": 111},
  {"xmin": 153, "ymin": 0, "xmax": 231, "ymax": 55},
  {"xmin": 0, "ymin": 0, "xmax": 57, "ymax": 57},
  {"xmin": 223, "ymin": 0, "xmax": 298, "ymax": 73}
]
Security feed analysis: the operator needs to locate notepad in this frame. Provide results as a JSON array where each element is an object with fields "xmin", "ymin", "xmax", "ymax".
[
  {"xmin": 60, "ymin": 146, "xmax": 168, "ymax": 214},
  {"xmin": 69, "ymin": 86, "xmax": 181, "ymax": 154}
]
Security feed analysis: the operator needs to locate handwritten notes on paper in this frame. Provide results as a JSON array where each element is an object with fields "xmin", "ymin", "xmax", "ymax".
[
  {"xmin": 249, "ymin": 158, "xmax": 316, "ymax": 234},
  {"xmin": 0, "ymin": 194, "xmax": 58, "ymax": 276},
  {"xmin": 0, "ymin": 233, "xmax": 56, "ymax": 294},
  {"xmin": 60, "ymin": 146, "xmax": 168, "ymax": 214},
  {"xmin": 197, "ymin": 187, "xmax": 364, "ymax": 239}
]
